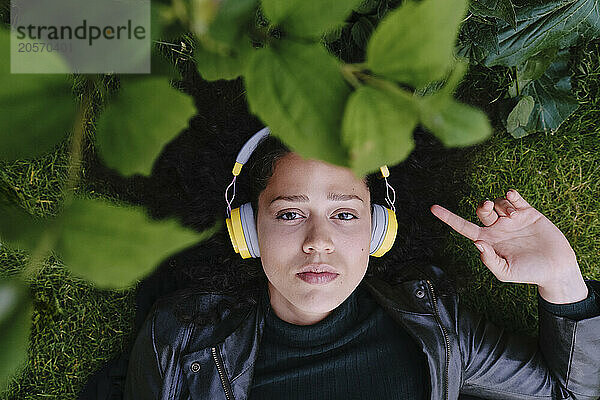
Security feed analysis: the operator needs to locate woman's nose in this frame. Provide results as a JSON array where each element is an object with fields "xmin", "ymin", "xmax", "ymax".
[{"xmin": 302, "ymin": 219, "xmax": 334, "ymax": 254}]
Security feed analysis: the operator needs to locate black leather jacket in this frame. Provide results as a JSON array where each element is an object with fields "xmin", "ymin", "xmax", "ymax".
[{"xmin": 124, "ymin": 264, "xmax": 600, "ymax": 400}]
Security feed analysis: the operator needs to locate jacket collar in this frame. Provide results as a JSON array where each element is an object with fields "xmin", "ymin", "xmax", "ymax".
[{"xmin": 182, "ymin": 271, "xmax": 456, "ymax": 400}]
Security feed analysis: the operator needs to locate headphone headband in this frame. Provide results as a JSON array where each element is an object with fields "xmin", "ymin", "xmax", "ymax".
[
  {"xmin": 232, "ymin": 127, "xmax": 271, "ymax": 176},
  {"xmin": 230, "ymin": 127, "xmax": 391, "ymax": 181}
]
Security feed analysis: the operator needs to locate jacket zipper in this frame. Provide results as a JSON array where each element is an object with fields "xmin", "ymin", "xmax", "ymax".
[
  {"xmin": 211, "ymin": 346, "xmax": 234, "ymax": 400},
  {"xmin": 426, "ymin": 280, "xmax": 450, "ymax": 400}
]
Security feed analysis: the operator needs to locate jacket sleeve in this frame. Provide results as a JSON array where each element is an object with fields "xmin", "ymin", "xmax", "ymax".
[
  {"xmin": 457, "ymin": 279, "xmax": 600, "ymax": 400},
  {"xmin": 124, "ymin": 305, "xmax": 163, "ymax": 400}
]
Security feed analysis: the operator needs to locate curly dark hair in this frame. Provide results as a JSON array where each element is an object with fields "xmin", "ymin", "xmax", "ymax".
[{"xmin": 246, "ymin": 134, "xmax": 292, "ymax": 220}]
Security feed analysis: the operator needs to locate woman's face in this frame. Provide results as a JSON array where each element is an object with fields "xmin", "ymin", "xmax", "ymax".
[{"xmin": 256, "ymin": 152, "xmax": 371, "ymax": 325}]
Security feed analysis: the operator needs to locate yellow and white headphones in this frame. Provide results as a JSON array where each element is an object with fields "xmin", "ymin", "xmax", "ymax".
[{"xmin": 225, "ymin": 127, "xmax": 398, "ymax": 259}]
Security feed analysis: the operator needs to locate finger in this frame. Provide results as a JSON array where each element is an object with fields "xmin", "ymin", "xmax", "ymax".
[
  {"xmin": 494, "ymin": 197, "xmax": 517, "ymax": 217},
  {"xmin": 474, "ymin": 240, "xmax": 509, "ymax": 281},
  {"xmin": 476, "ymin": 199, "xmax": 498, "ymax": 226},
  {"xmin": 506, "ymin": 189, "xmax": 531, "ymax": 210},
  {"xmin": 430, "ymin": 204, "xmax": 481, "ymax": 241}
]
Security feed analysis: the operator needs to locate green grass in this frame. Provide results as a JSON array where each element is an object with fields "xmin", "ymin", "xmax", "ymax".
[
  {"xmin": 1, "ymin": 35, "xmax": 600, "ymax": 400},
  {"xmin": 0, "ymin": 256, "xmax": 135, "ymax": 399}
]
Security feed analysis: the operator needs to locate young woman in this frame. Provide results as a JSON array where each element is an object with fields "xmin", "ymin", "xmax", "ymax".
[{"xmin": 124, "ymin": 128, "xmax": 600, "ymax": 400}]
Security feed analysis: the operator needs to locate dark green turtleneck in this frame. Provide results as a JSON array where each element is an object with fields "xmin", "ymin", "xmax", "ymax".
[{"xmin": 248, "ymin": 283, "xmax": 430, "ymax": 400}]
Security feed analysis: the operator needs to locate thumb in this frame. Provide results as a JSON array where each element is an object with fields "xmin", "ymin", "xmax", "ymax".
[{"xmin": 473, "ymin": 241, "xmax": 508, "ymax": 280}]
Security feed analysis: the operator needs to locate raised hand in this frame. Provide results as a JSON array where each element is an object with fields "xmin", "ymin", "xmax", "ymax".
[{"xmin": 430, "ymin": 189, "xmax": 588, "ymax": 304}]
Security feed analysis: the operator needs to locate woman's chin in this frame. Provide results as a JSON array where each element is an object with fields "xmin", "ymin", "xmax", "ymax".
[{"xmin": 293, "ymin": 291, "xmax": 347, "ymax": 315}]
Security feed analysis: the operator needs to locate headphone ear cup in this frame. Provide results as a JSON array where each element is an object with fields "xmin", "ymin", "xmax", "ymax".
[
  {"xmin": 225, "ymin": 216, "xmax": 239, "ymax": 254},
  {"xmin": 370, "ymin": 203, "xmax": 398, "ymax": 257},
  {"xmin": 227, "ymin": 203, "xmax": 260, "ymax": 259},
  {"xmin": 239, "ymin": 202, "xmax": 260, "ymax": 258}
]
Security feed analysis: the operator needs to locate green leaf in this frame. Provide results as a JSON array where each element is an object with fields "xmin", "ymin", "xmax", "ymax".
[
  {"xmin": 0, "ymin": 29, "xmax": 77, "ymax": 161},
  {"xmin": 517, "ymin": 49, "xmax": 579, "ymax": 136},
  {"xmin": 413, "ymin": 59, "xmax": 468, "ymax": 98},
  {"xmin": 483, "ymin": 0, "xmax": 600, "ymax": 67},
  {"xmin": 0, "ymin": 206, "xmax": 51, "ymax": 252},
  {"xmin": 148, "ymin": 44, "xmax": 181, "ymax": 79},
  {"xmin": 146, "ymin": 4, "xmax": 186, "ymax": 79},
  {"xmin": 437, "ymin": 59, "xmax": 469, "ymax": 98},
  {"xmin": 418, "ymin": 95, "xmax": 492, "ymax": 146},
  {"xmin": 506, "ymin": 95, "xmax": 535, "ymax": 138},
  {"xmin": 5, "ymin": 29, "xmax": 71, "ymax": 73},
  {"xmin": 55, "ymin": 197, "xmax": 221, "ymax": 289},
  {"xmin": 244, "ymin": 40, "xmax": 351, "ymax": 166},
  {"xmin": 507, "ymin": 47, "xmax": 559, "ymax": 98},
  {"xmin": 207, "ymin": 0, "xmax": 258, "ymax": 47},
  {"xmin": 95, "ymin": 76, "xmax": 195, "ymax": 176},
  {"xmin": 351, "ymin": 16, "xmax": 375, "ymax": 50},
  {"xmin": 341, "ymin": 85, "xmax": 418, "ymax": 177},
  {"xmin": 150, "ymin": 1, "xmax": 187, "ymax": 42},
  {"xmin": 193, "ymin": 35, "xmax": 254, "ymax": 81},
  {"xmin": 186, "ymin": 0, "xmax": 260, "ymax": 80},
  {"xmin": 520, "ymin": 47, "xmax": 559, "ymax": 82},
  {"xmin": 469, "ymin": 0, "xmax": 516, "ymax": 29},
  {"xmin": 455, "ymin": 17, "xmax": 499, "ymax": 63},
  {"xmin": 261, "ymin": 0, "xmax": 363, "ymax": 40},
  {"xmin": 0, "ymin": 279, "xmax": 32, "ymax": 391},
  {"xmin": 366, "ymin": 0, "xmax": 469, "ymax": 89}
]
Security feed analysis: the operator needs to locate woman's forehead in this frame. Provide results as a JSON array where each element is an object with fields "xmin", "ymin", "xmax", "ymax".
[
  {"xmin": 261, "ymin": 154, "xmax": 369, "ymax": 204},
  {"xmin": 270, "ymin": 153, "xmax": 366, "ymax": 185}
]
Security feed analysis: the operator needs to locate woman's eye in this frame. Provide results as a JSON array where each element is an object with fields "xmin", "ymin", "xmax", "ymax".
[
  {"xmin": 336, "ymin": 212, "xmax": 357, "ymax": 221},
  {"xmin": 277, "ymin": 211, "xmax": 301, "ymax": 220}
]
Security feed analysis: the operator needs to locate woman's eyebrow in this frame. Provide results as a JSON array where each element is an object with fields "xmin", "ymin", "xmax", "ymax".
[
  {"xmin": 328, "ymin": 192, "xmax": 364, "ymax": 203},
  {"xmin": 269, "ymin": 193, "xmax": 364, "ymax": 205}
]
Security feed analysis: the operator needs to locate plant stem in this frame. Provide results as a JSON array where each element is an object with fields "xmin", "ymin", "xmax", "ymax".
[
  {"xmin": 63, "ymin": 83, "xmax": 90, "ymax": 208},
  {"xmin": 340, "ymin": 64, "xmax": 363, "ymax": 89},
  {"xmin": 357, "ymin": 71, "xmax": 415, "ymax": 103},
  {"xmin": 340, "ymin": 63, "xmax": 414, "ymax": 102},
  {"xmin": 21, "ymin": 78, "xmax": 92, "ymax": 281}
]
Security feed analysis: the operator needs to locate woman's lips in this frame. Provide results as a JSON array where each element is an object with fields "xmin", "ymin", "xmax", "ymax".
[{"xmin": 296, "ymin": 272, "xmax": 339, "ymax": 284}]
